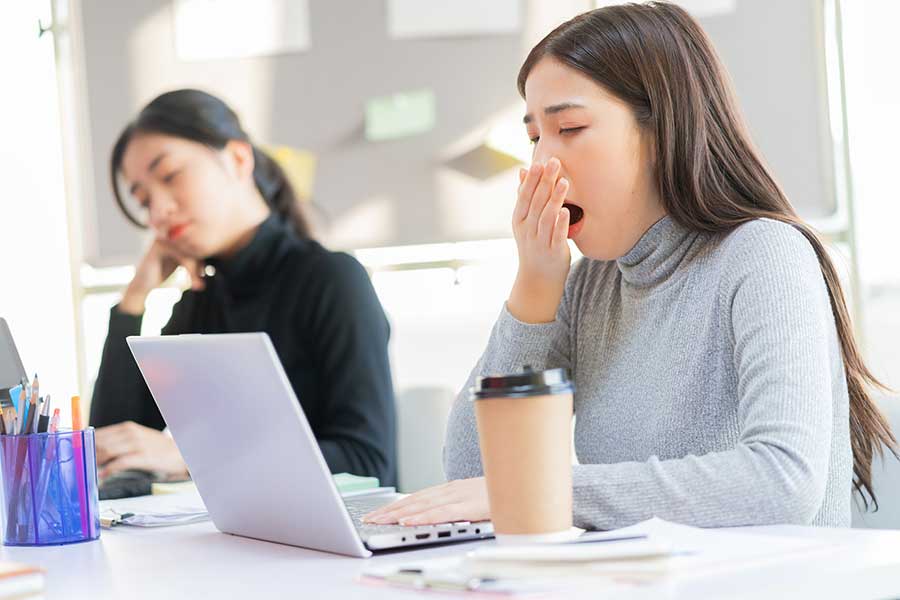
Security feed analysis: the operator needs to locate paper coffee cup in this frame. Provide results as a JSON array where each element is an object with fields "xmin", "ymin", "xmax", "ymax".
[{"xmin": 471, "ymin": 366, "xmax": 574, "ymax": 542}]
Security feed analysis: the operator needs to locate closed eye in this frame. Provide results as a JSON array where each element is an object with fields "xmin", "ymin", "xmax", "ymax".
[
  {"xmin": 529, "ymin": 126, "xmax": 586, "ymax": 144},
  {"xmin": 162, "ymin": 170, "xmax": 180, "ymax": 184}
]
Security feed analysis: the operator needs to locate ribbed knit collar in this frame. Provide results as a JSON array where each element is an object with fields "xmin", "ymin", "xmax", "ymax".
[{"xmin": 616, "ymin": 215, "xmax": 698, "ymax": 288}]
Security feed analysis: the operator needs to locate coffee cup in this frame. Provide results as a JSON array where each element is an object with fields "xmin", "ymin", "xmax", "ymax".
[{"xmin": 471, "ymin": 366, "xmax": 577, "ymax": 544}]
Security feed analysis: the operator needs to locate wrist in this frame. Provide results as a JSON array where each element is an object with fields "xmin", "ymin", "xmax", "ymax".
[
  {"xmin": 119, "ymin": 285, "xmax": 149, "ymax": 315},
  {"xmin": 507, "ymin": 273, "xmax": 565, "ymax": 324}
]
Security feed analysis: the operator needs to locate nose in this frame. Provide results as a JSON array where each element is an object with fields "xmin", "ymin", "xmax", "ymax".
[
  {"xmin": 531, "ymin": 142, "xmax": 569, "ymax": 182},
  {"xmin": 147, "ymin": 187, "xmax": 178, "ymax": 233},
  {"xmin": 531, "ymin": 138, "xmax": 551, "ymax": 167}
]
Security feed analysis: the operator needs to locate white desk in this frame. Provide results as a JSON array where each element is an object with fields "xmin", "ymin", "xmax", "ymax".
[{"xmin": 2, "ymin": 520, "xmax": 900, "ymax": 599}]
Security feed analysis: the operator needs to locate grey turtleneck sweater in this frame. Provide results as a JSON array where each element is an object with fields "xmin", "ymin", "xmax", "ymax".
[{"xmin": 444, "ymin": 216, "xmax": 852, "ymax": 529}]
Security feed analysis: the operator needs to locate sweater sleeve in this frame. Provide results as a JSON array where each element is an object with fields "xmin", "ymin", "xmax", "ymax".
[
  {"xmin": 89, "ymin": 295, "xmax": 193, "ymax": 430},
  {"xmin": 569, "ymin": 223, "xmax": 837, "ymax": 529},
  {"xmin": 443, "ymin": 263, "xmax": 578, "ymax": 480},
  {"xmin": 305, "ymin": 253, "xmax": 397, "ymax": 486}
]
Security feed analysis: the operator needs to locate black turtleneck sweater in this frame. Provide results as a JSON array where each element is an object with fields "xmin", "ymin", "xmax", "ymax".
[{"xmin": 89, "ymin": 215, "xmax": 397, "ymax": 486}]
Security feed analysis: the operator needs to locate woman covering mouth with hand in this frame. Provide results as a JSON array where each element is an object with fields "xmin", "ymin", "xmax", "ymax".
[{"xmin": 365, "ymin": 2, "xmax": 895, "ymax": 529}]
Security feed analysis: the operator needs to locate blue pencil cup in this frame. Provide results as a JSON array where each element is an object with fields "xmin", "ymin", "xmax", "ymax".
[{"xmin": 0, "ymin": 429, "xmax": 101, "ymax": 546}]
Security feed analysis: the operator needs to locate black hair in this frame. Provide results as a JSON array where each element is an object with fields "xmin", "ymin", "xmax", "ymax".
[{"xmin": 110, "ymin": 88, "xmax": 311, "ymax": 238}]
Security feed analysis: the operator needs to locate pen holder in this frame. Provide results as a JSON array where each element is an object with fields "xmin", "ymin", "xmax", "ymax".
[{"xmin": 0, "ymin": 429, "xmax": 101, "ymax": 546}]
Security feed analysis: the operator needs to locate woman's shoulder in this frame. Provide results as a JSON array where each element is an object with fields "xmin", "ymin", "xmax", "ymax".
[
  {"xmin": 721, "ymin": 217, "xmax": 814, "ymax": 254},
  {"xmin": 278, "ymin": 234, "xmax": 365, "ymax": 275},
  {"xmin": 712, "ymin": 218, "xmax": 829, "ymax": 309},
  {"xmin": 716, "ymin": 217, "xmax": 820, "ymax": 274},
  {"xmin": 281, "ymin": 237, "xmax": 373, "ymax": 294}
]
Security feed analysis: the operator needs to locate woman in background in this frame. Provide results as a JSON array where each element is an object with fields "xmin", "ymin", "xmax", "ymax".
[{"xmin": 90, "ymin": 89, "xmax": 397, "ymax": 486}]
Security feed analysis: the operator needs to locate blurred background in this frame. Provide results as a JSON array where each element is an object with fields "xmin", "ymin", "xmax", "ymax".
[{"xmin": 0, "ymin": 0, "xmax": 897, "ymax": 498}]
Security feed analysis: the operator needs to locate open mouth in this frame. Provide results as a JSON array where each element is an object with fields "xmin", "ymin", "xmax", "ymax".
[{"xmin": 562, "ymin": 202, "xmax": 584, "ymax": 225}]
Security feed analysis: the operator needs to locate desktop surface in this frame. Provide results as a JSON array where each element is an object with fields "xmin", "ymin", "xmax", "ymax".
[{"xmin": 2, "ymin": 509, "xmax": 900, "ymax": 599}]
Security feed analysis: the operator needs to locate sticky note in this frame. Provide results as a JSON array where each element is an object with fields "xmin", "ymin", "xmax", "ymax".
[
  {"xmin": 264, "ymin": 145, "xmax": 317, "ymax": 202},
  {"xmin": 333, "ymin": 472, "xmax": 380, "ymax": 493},
  {"xmin": 365, "ymin": 89, "xmax": 436, "ymax": 141}
]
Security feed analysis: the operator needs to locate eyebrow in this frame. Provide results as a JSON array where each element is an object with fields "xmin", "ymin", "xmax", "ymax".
[
  {"xmin": 128, "ymin": 152, "xmax": 168, "ymax": 196},
  {"xmin": 523, "ymin": 102, "xmax": 586, "ymax": 124}
]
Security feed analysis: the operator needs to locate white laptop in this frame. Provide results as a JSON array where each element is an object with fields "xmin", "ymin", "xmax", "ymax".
[{"xmin": 126, "ymin": 332, "xmax": 493, "ymax": 557}]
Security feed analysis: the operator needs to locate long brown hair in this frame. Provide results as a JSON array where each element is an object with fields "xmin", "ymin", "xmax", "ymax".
[{"xmin": 518, "ymin": 2, "xmax": 896, "ymax": 508}]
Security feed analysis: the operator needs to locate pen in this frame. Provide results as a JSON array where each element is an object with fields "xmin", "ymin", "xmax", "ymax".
[
  {"xmin": 31, "ymin": 397, "xmax": 42, "ymax": 434},
  {"xmin": 37, "ymin": 394, "xmax": 51, "ymax": 434},
  {"xmin": 34, "ymin": 407, "xmax": 63, "ymax": 520},
  {"xmin": 29, "ymin": 375, "xmax": 39, "ymax": 431}
]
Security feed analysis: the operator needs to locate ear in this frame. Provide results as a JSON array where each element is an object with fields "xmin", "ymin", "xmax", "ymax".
[{"xmin": 222, "ymin": 139, "xmax": 255, "ymax": 184}]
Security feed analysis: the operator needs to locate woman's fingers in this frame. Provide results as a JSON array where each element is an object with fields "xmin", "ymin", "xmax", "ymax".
[
  {"xmin": 95, "ymin": 422, "xmax": 141, "ymax": 464},
  {"xmin": 366, "ymin": 501, "xmax": 434, "ymax": 525},
  {"xmin": 513, "ymin": 163, "xmax": 543, "ymax": 224},
  {"xmin": 363, "ymin": 491, "xmax": 427, "ymax": 521},
  {"xmin": 397, "ymin": 504, "xmax": 466, "ymax": 527},
  {"xmin": 98, "ymin": 453, "xmax": 144, "ymax": 480},
  {"xmin": 363, "ymin": 485, "xmax": 447, "ymax": 522},
  {"xmin": 526, "ymin": 158, "xmax": 561, "ymax": 232},
  {"xmin": 537, "ymin": 177, "xmax": 568, "ymax": 245},
  {"xmin": 364, "ymin": 478, "xmax": 490, "ymax": 526},
  {"xmin": 553, "ymin": 207, "xmax": 571, "ymax": 249}
]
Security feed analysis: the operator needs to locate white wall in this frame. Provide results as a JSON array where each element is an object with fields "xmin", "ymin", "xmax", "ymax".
[
  {"xmin": 0, "ymin": 1, "xmax": 80, "ymax": 423},
  {"xmin": 841, "ymin": 0, "xmax": 900, "ymax": 389}
]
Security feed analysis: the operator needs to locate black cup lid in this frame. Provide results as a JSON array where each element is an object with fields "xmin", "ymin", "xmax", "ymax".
[{"xmin": 471, "ymin": 366, "xmax": 574, "ymax": 400}]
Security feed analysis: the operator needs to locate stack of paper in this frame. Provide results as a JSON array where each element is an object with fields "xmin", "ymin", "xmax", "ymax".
[
  {"xmin": 100, "ymin": 487, "xmax": 209, "ymax": 528},
  {"xmin": 103, "ymin": 473, "xmax": 394, "ymax": 529},
  {"xmin": 362, "ymin": 517, "xmax": 838, "ymax": 595}
]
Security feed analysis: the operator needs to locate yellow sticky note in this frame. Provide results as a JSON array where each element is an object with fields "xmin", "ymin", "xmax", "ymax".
[{"xmin": 263, "ymin": 145, "xmax": 317, "ymax": 202}]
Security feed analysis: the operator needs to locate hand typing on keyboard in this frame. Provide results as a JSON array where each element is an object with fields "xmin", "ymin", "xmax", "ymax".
[{"xmin": 362, "ymin": 477, "xmax": 490, "ymax": 526}]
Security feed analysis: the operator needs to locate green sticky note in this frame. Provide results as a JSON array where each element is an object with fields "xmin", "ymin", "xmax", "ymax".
[
  {"xmin": 333, "ymin": 472, "xmax": 380, "ymax": 492},
  {"xmin": 365, "ymin": 89, "xmax": 436, "ymax": 141}
]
